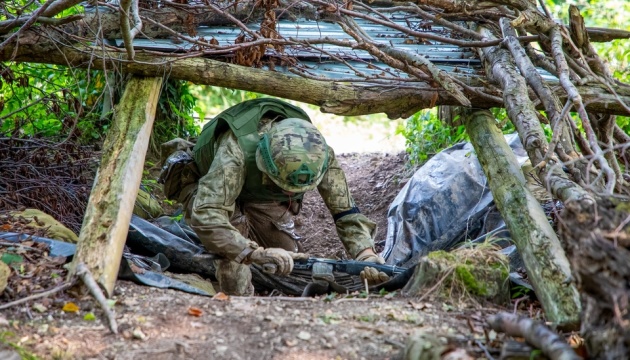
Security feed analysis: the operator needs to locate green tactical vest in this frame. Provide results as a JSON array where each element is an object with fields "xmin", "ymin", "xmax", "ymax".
[{"xmin": 193, "ymin": 98, "xmax": 312, "ymax": 203}]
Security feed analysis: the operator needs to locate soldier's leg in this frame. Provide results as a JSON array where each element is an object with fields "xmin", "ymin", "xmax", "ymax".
[
  {"xmin": 241, "ymin": 202, "xmax": 302, "ymax": 252},
  {"xmin": 213, "ymin": 258, "xmax": 253, "ymax": 296},
  {"xmin": 183, "ymin": 188, "xmax": 254, "ymax": 296},
  {"xmin": 206, "ymin": 208, "xmax": 254, "ymax": 296}
]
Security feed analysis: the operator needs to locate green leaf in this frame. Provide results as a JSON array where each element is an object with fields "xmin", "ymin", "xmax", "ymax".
[
  {"xmin": 83, "ymin": 312, "xmax": 96, "ymax": 321},
  {"xmin": 1, "ymin": 253, "xmax": 23, "ymax": 265}
]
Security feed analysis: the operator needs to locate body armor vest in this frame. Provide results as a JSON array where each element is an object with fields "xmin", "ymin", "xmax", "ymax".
[{"xmin": 192, "ymin": 99, "xmax": 312, "ymax": 202}]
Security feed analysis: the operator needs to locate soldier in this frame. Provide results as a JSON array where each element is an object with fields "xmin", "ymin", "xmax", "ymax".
[{"xmin": 165, "ymin": 98, "xmax": 385, "ymax": 296}]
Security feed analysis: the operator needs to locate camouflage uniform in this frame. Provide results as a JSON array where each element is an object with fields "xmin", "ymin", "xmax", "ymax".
[{"xmin": 185, "ymin": 119, "xmax": 377, "ymax": 295}]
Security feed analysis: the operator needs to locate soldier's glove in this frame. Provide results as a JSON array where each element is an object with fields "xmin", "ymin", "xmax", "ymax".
[
  {"xmin": 248, "ymin": 247, "xmax": 295, "ymax": 276},
  {"xmin": 356, "ymin": 248, "xmax": 390, "ymax": 284},
  {"xmin": 360, "ymin": 266, "xmax": 390, "ymax": 284}
]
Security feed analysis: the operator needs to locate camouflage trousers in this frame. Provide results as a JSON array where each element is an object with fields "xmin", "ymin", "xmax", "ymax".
[{"xmin": 198, "ymin": 200, "xmax": 302, "ymax": 296}]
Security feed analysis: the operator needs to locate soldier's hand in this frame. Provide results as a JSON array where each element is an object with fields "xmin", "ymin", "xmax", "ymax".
[
  {"xmin": 360, "ymin": 266, "xmax": 390, "ymax": 284},
  {"xmin": 356, "ymin": 248, "xmax": 386, "ymax": 264},
  {"xmin": 249, "ymin": 247, "xmax": 294, "ymax": 275}
]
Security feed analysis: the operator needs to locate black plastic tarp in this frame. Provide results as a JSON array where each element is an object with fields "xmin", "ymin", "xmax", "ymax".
[{"xmin": 382, "ymin": 134, "xmax": 529, "ymax": 270}]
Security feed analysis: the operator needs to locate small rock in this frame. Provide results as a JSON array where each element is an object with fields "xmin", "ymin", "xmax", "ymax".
[
  {"xmin": 32, "ymin": 303, "xmax": 47, "ymax": 313},
  {"xmin": 284, "ymin": 338, "xmax": 298, "ymax": 347},
  {"xmin": 216, "ymin": 345, "xmax": 228, "ymax": 355},
  {"xmin": 297, "ymin": 331, "xmax": 311, "ymax": 341},
  {"xmin": 132, "ymin": 328, "xmax": 147, "ymax": 340},
  {"xmin": 121, "ymin": 298, "xmax": 138, "ymax": 307}
]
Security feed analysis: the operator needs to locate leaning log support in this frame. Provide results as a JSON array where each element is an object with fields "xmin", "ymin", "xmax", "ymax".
[
  {"xmin": 69, "ymin": 76, "xmax": 163, "ymax": 297},
  {"xmin": 463, "ymin": 109, "xmax": 581, "ymax": 329}
]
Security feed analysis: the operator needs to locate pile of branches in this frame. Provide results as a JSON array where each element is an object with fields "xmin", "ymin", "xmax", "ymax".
[{"xmin": 0, "ymin": 138, "xmax": 97, "ymax": 234}]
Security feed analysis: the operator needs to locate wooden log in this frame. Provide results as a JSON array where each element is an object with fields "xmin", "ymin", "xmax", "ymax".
[
  {"xmin": 3, "ymin": 36, "xmax": 630, "ymax": 118},
  {"xmin": 69, "ymin": 76, "xmax": 163, "ymax": 297},
  {"xmin": 488, "ymin": 312, "xmax": 582, "ymax": 360},
  {"xmin": 463, "ymin": 109, "xmax": 581, "ymax": 329}
]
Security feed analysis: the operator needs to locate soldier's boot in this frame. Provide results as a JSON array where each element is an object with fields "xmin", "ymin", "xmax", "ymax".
[{"xmin": 214, "ymin": 258, "xmax": 254, "ymax": 296}]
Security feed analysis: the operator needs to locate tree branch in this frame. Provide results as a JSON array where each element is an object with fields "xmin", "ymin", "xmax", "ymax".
[
  {"xmin": 550, "ymin": 26, "xmax": 617, "ymax": 193},
  {"xmin": 488, "ymin": 312, "xmax": 582, "ymax": 360},
  {"xmin": 119, "ymin": 0, "xmax": 142, "ymax": 60},
  {"xmin": 0, "ymin": 0, "xmax": 56, "ymax": 52}
]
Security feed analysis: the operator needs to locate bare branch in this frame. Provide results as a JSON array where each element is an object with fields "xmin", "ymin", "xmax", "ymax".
[
  {"xmin": 119, "ymin": 0, "xmax": 143, "ymax": 60},
  {"xmin": 550, "ymin": 26, "xmax": 617, "ymax": 193}
]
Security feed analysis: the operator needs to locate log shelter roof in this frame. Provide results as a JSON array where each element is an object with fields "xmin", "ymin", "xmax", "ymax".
[{"xmin": 106, "ymin": 11, "xmax": 481, "ymax": 81}]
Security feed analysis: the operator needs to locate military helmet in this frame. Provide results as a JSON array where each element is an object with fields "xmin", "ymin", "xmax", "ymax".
[{"xmin": 256, "ymin": 118, "xmax": 329, "ymax": 193}]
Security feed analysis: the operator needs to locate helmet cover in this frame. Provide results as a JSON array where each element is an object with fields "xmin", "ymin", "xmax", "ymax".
[{"xmin": 256, "ymin": 118, "xmax": 329, "ymax": 193}]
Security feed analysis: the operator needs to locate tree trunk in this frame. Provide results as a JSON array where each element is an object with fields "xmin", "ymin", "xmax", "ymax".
[
  {"xmin": 463, "ymin": 109, "xmax": 581, "ymax": 329},
  {"xmin": 69, "ymin": 76, "xmax": 162, "ymax": 297}
]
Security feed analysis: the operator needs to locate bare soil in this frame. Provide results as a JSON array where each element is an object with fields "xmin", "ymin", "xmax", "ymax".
[{"xmin": 1, "ymin": 151, "xmax": 527, "ymax": 360}]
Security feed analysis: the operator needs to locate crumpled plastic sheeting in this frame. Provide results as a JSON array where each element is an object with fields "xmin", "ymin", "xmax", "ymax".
[
  {"xmin": 127, "ymin": 215, "xmax": 217, "ymax": 277},
  {"xmin": 382, "ymin": 133, "xmax": 529, "ymax": 267},
  {"xmin": 0, "ymin": 232, "xmax": 76, "ymax": 258}
]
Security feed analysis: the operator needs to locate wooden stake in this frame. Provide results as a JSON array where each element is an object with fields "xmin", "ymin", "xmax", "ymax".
[
  {"xmin": 69, "ymin": 76, "xmax": 163, "ymax": 297},
  {"xmin": 463, "ymin": 109, "xmax": 581, "ymax": 328}
]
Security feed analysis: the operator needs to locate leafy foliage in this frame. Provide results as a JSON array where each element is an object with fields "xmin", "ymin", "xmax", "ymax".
[
  {"xmin": 148, "ymin": 79, "xmax": 201, "ymax": 155},
  {"xmin": 0, "ymin": 63, "xmax": 106, "ymax": 142},
  {"xmin": 397, "ymin": 109, "xmax": 467, "ymax": 165},
  {"xmin": 0, "ymin": 62, "xmax": 204, "ymax": 149}
]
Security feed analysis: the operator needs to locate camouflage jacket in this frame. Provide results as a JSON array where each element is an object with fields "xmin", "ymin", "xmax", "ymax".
[{"xmin": 188, "ymin": 125, "xmax": 377, "ymax": 263}]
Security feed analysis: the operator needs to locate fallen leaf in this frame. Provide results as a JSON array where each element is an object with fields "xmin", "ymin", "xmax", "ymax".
[
  {"xmin": 83, "ymin": 312, "xmax": 96, "ymax": 321},
  {"xmin": 1, "ymin": 224, "xmax": 11, "ymax": 231},
  {"xmin": 62, "ymin": 302, "xmax": 79, "ymax": 313},
  {"xmin": 188, "ymin": 307, "xmax": 203, "ymax": 317},
  {"xmin": 213, "ymin": 292, "xmax": 230, "ymax": 301}
]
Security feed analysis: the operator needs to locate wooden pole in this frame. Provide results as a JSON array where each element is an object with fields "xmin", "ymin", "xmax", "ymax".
[
  {"xmin": 463, "ymin": 109, "xmax": 581, "ymax": 329},
  {"xmin": 69, "ymin": 76, "xmax": 163, "ymax": 297}
]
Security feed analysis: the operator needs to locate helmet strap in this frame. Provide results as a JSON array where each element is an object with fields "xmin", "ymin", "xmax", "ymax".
[{"xmin": 258, "ymin": 133, "xmax": 279, "ymax": 176}]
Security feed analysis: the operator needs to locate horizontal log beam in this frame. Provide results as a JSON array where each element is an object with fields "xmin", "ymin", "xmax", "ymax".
[{"xmin": 2, "ymin": 35, "xmax": 629, "ymax": 118}]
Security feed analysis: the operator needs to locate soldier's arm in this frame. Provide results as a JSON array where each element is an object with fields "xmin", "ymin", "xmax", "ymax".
[
  {"xmin": 189, "ymin": 132, "xmax": 258, "ymax": 262},
  {"xmin": 316, "ymin": 147, "xmax": 378, "ymax": 258}
]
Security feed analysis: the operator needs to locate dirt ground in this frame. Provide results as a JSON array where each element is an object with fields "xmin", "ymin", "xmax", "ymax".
[{"xmin": 0, "ymin": 151, "xmax": 533, "ymax": 360}]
